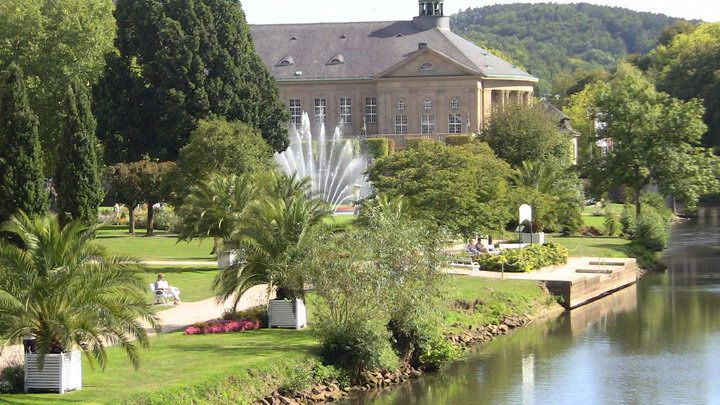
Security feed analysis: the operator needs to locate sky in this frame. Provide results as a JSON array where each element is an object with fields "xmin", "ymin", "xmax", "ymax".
[{"xmin": 243, "ymin": 0, "xmax": 720, "ymax": 24}]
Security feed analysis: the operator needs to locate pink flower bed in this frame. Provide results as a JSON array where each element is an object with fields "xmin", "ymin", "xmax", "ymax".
[{"xmin": 184, "ymin": 319, "xmax": 261, "ymax": 335}]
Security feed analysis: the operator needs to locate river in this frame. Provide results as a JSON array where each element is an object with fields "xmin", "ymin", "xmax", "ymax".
[{"xmin": 345, "ymin": 207, "xmax": 720, "ymax": 405}]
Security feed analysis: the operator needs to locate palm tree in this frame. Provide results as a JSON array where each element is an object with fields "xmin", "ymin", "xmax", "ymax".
[
  {"xmin": 509, "ymin": 160, "xmax": 560, "ymax": 193},
  {"xmin": 214, "ymin": 173, "xmax": 329, "ymax": 309},
  {"xmin": 0, "ymin": 212, "xmax": 159, "ymax": 370},
  {"xmin": 176, "ymin": 173, "xmax": 258, "ymax": 254}
]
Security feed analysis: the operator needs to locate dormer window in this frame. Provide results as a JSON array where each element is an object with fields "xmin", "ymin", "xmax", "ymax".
[
  {"xmin": 420, "ymin": 63, "xmax": 434, "ymax": 71},
  {"xmin": 327, "ymin": 53, "xmax": 345, "ymax": 65},
  {"xmin": 276, "ymin": 56, "xmax": 294, "ymax": 67}
]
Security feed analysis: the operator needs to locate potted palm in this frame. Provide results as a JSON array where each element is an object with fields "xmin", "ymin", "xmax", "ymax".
[
  {"xmin": 175, "ymin": 174, "xmax": 257, "ymax": 269},
  {"xmin": 0, "ymin": 213, "xmax": 159, "ymax": 394},
  {"xmin": 215, "ymin": 173, "xmax": 328, "ymax": 329}
]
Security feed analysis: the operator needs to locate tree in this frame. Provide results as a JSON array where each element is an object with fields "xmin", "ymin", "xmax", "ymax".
[
  {"xmin": 214, "ymin": 174, "xmax": 329, "ymax": 309},
  {"xmin": 0, "ymin": 0, "xmax": 116, "ymax": 170},
  {"xmin": 481, "ymin": 103, "xmax": 572, "ymax": 167},
  {"xmin": 96, "ymin": 0, "xmax": 288, "ymax": 162},
  {"xmin": 176, "ymin": 173, "xmax": 258, "ymax": 254},
  {"xmin": 174, "ymin": 118, "xmax": 273, "ymax": 203},
  {"xmin": 644, "ymin": 23, "xmax": 720, "ymax": 148},
  {"xmin": 105, "ymin": 160, "xmax": 176, "ymax": 235},
  {"xmin": 0, "ymin": 65, "xmax": 47, "ymax": 223},
  {"xmin": 55, "ymin": 80, "xmax": 104, "ymax": 224},
  {"xmin": 0, "ymin": 212, "xmax": 159, "ymax": 369},
  {"xmin": 368, "ymin": 141, "xmax": 511, "ymax": 236},
  {"xmin": 588, "ymin": 65, "xmax": 720, "ymax": 215}
]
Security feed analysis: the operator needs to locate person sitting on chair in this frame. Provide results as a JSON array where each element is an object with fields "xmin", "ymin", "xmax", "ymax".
[
  {"xmin": 155, "ymin": 273, "xmax": 181, "ymax": 305},
  {"xmin": 466, "ymin": 239, "xmax": 480, "ymax": 256},
  {"xmin": 475, "ymin": 240, "xmax": 488, "ymax": 254}
]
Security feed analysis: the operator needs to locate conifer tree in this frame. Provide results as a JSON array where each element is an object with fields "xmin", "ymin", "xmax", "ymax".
[
  {"xmin": 55, "ymin": 80, "xmax": 104, "ymax": 224},
  {"xmin": 0, "ymin": 64, "xmax": 48, "ymax": 222}
]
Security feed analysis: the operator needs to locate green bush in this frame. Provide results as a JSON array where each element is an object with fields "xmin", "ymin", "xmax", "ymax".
[
  {"xmin": 604, "ymin": 212, "xmax": 620, "ymax": 236},
  {"xmin": 154, "ymin": 206, "xmax": 179, "ymax": 232},
  {"xmin": 417, "ymin": 333, "xmax": 460, "ymax": 370},
  {"xmin": 476, "ymin": 243, "xmax": 569, "ymax": 272},
  {"xmin": 445, "ymin": 134, "xmax": 473, "ymax": 146},
  {"xmin": 363, "ymin": 138, "xmax": 390, "ymax": 159},
  {"xmin": 222, "ymin": 305, "xmax": 268, "ymax": 327},
  {"xmin": 405, "ymin": 137, "xmax": 434, "ymax": 149},
  {"xmin": 634, "ymin": 210, "xmax": 669, "ymax": 252},
  {"xmin": 559, "ymin": 205, "xmax": 583, "ymax": 236},
  {"xmin": 278, "ymin": 361, "xmax": 342, "ymax": 394},
  {"xmin": 0, "ymin": 364, "xmax": 23, "ymax": 394},
  {"xmin": 387, "ymin": 139, "xmax": 396, "ymax": 154},
  {"xmin": 316, "ymin": 321, "xmax": 399, "ymax": 375},
  {"xmin": 620, "ymin": 204, "xmax": 636, "ymax": 237}
]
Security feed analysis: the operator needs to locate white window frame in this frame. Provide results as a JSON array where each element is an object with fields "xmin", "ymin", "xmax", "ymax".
[
  {"xmin": 340, "ymin": 97, "xmax": 352, "ymax": 124},
  {"xmin": 450, "ymin": 99, "xmax": 459, "ymax": 111},
  {"xmin": 365, "ymin": 97, "xmax": 378, "ymax": 124},
  {"xmin": 421, "ymin": 114, "xmax": 435, "ymax": 134},
  {"xmin": 289, "ymin": 98, "xmax": 301, "ymax": 125},
  {"xmin": 314, "ymin": 98, "xmax": 326, "ymax": 124},
  {"xmin": 397, "ymin": 100, "xmax": 406, "ymax": 112},
  {"xmin": 448, "ymin": 113, "xmax": 462, "ymax": 134},
  {"xmin": 424, "ymin": 99, "xmax": 432, "ymax": 111},
  {"xmin": 395, "ymin": 114, "xmax": 408, "ymax": 135}
]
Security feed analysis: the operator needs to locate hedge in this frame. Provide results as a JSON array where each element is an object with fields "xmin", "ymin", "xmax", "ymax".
[
  {"xmin": 445, "ymin": 134, "xmax": 474, "ymax": 146},
  {"xmin": 405, "ymin": 137, "xmax": 433, "ymax": 149},
  {"xmin": 476, "ymin": 243, "xmax": 569, "ymax": 273},
  {"xmin": 364, "ymin": 138, "xmax": 390, "ymax": 159}
]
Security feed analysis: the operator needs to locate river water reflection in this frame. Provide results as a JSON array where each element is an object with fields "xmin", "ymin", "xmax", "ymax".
[{"xmin": 345, "ymin": 208, "xmax": 720, "ymax": 405}]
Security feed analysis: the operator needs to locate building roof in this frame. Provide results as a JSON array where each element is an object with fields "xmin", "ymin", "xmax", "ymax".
[{"xmin": 250, "ymin": 19, "xmax": 537, "ymax": 82}]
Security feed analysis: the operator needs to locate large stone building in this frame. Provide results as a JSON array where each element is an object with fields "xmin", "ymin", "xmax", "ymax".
[{"xmin": 250, "ymin": 0, "xmax": 538, "ymax": 146}]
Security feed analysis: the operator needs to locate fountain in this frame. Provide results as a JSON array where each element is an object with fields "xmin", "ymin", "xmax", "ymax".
[{"xmin": 275, "ymin": 112, "xmax": 372, "ymax": 212}]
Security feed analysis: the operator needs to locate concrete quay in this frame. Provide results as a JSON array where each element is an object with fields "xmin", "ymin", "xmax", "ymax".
[{"xmin": 448, "ymin": 257, "xmax": 639, "ymax": 309}]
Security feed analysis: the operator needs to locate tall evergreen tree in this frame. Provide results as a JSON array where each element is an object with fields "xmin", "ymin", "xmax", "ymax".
[
  {"xmin": 0, "ymin": 64, "xmax": 47, "ymax": 223},
  {"xmin": 55, "ymin": 80, "xmax": 104, "ymax": 224},
  {"xmin": 95, "ymin": 0, "xmax": 288, "ymax": 163}
]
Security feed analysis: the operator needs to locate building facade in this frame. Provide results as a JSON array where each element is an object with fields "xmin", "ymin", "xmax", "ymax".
[{"xmin": 250, "ymin": 0, "xmax": 538, "ymax": 147}]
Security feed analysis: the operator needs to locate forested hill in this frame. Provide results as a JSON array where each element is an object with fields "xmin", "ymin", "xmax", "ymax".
[{"xmin": 450, "ymin": 3, "xmax": 689, "ymax": 95}]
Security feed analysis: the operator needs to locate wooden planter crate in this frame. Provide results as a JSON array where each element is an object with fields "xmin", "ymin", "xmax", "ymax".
[
  {"xmin": 268, "ymin": 299, "xmax": 307, "ymax": 329},
  {"xmin": 25, "ymin": 351, "xmax": 82, "ymax": 394}
]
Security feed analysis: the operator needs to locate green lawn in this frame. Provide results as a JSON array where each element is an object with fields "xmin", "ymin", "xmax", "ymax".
[
  {"xmin": 95, "ymin": 226, "xmax": 214, "ymax": 261},
  {"xmin": 1, "ymin": 330, "xmax": 318, "ymax": 405},
  {"xmin": 4, "ymin": 276, "xmax": 554, "ymax": 404},
  {"xmin": 144, "ymin": 266, "xmax": 219, "ymax": 303},
  {"xmin": 549, "ymin": 235, "xmax": 631, "ymax": 258},
  {"xmin": 581, "ymin": 203, "xmax": 624, "ymax": 231}
]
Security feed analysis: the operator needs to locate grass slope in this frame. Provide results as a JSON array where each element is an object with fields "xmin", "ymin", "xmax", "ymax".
[
  {"xmin": 95, "ymin": 226, "xmax": 214, "ymax": 261},
  {"xmin": 143, "ymin": 266, "xmax": 219, "ymax": 303}
]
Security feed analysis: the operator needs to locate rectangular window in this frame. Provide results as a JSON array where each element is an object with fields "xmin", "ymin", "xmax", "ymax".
[
  {"xmin": 340, "ymin": 97, "xmax": 352, "ymax": 124},
  {"xmin": 421, "ymin": 114, "xmax": 435, "ymax": 134},
  {"xmin": 395, "ymin": 114, "xmax": 408, "ymax": 135},
  {"xmin": 314, "ymin": 98, "xmax": 326, "ymax": 124},
  {"xmin": 365, "ymin": 97, "xmax": 378, "ymax": 124},
  {"xmin": 450, "ymin": 99, "xmax": 459, "ymax": 111},
  {"xmin": 424, "ymin": 99, "xmax": 432, "ymax": 111},
  {"xmin": 397, "ymin": 100, "xmax": 405, "ymax": 111},
  {"xmin": 289, "ymin": 98, "xmax": 301, "ymax": 125},
  {"xmin": 449, "ymin": 113, "xmax": 462, "ymax": 134}
]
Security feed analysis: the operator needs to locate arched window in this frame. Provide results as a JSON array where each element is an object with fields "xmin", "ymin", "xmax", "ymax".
[
  {"xmin": 327, "ymin": 54, "xmax": 345, "ymax": 65},
  {"xmin": 276, "ymin": 56, "xmax": 294, "ymax": 67}
]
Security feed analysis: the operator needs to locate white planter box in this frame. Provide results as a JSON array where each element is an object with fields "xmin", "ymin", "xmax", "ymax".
[
  {"xmin": 25, "ymin": 351, "xmax": 82, "ymax": 394},
  {"xmin": 268, "ymin": 299, "xmax": 307, "ymax": 329},
  {"xmin": 520, "ymin": 232, "xmax": 545, "ymax": 245},
  {"xmin": 217, "ymin": 250, "xmax": 238, "ymax": 269}
]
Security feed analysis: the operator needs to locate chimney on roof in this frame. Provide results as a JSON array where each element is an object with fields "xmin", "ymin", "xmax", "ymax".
[{"xmin": 414, "ymin": 0, "xmax": 450, "ymax": 31}]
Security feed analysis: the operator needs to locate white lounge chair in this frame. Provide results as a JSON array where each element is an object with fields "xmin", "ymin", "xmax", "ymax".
[{"xmin": 148, "ymin": 283, "xmax": 181, "ymax": 305}]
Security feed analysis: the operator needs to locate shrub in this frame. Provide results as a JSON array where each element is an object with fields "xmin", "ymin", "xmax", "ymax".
[
  {"xmin": 387, "ymin": 139, "xmax": 396, "ymax": 154},
  {"xmin": 154, "ymin": 206, "xmax": 179, "ymax": 232},
  {"xmin": 363, "ymin": 138, "xmax": 390, "ymax": 159},
  {"xmin": 278, "ymin": 362, "xmax": 343, "ymax": 395},
  {"xmin": 604, "ymin": 212, "xmax": 620, "ymax": 236},
  {"xmin": 620, "ymin": 204, "xmax": 636, "ymax": 237},
  {"xmin": 445, "ymin": 134, "xmax": 473, "ymax": 146},
  {"xmin": 316, "ymin": 321, "xmax": 399, "ymax": 376},
  {"xmin": 634, "ymin": 210, "xmax": 669, "ymax": 252},
  {"xmin": 417, "ymin": 332, "xmax": 460, "ymax": 370},
  {"xmin": 222, "ymin": 305, "xmax": 268, "ymax": 327},
  {"xmin": 559, "ymin": 205, "xmax": 583, "ymax": 236},
  {"xmin": 404, "ymin": 137, "xmax": 433, "ymax": 149},
  {"xmin": 476, "ymin": 243, "xmax": 569, "ymax": 272},
  {"xmin": 184, "ymin": 319, "xmax": 260, "ymax": 335},
  {"xmin": 0, "ymin": 364, "xmax": 24, "ymax": 394}
]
